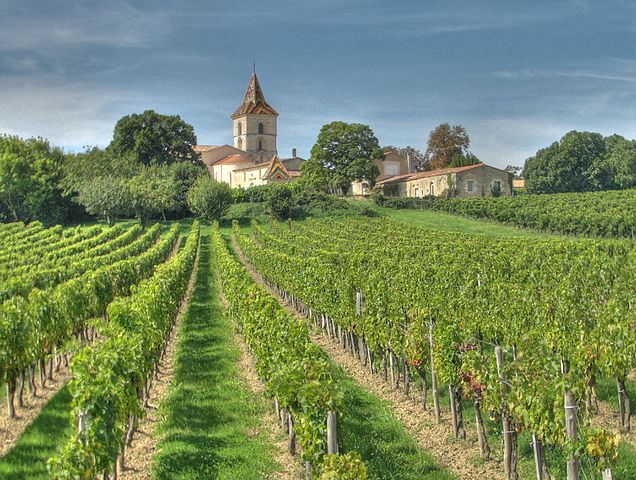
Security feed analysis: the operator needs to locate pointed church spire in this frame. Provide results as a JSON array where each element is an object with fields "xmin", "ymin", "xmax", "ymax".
[{"xmin": 232, "ymin": 71, "xmax": 278, "ymax": 118}]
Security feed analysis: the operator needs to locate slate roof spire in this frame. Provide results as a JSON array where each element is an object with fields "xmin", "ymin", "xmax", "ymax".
[{"xmin": 232, "ymin": 71, "xmax": 278, "ymax": 118}]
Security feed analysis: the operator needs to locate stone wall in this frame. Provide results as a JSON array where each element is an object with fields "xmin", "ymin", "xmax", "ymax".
[
  {"xmin": 233, "ymin": 114, "xmax": 277, "ymax": 162},
  {"xmin": 455, "ymin": 166, "xmax": 513, "ymax": 197},
  {"xmin": 404, "ymin": 165, "xmax": 513, "ymax": 198}
]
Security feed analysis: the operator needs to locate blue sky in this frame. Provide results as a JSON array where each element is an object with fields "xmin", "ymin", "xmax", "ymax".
[{"xmin": 0, "ymin": 0, "xmax": 634, "ymax": 168}]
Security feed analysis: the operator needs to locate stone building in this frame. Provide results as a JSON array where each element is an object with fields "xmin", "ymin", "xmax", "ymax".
[
  {"xmin": 377, "ymin": 163, "xmax": 513, "ymax": 198},
  {"xmin": 194, "ymin": 71, "xmax": 304, "ymax": 188},
  {"xmin": 351, "ymin": 149, "xmax": 411, "ymax": 195}
]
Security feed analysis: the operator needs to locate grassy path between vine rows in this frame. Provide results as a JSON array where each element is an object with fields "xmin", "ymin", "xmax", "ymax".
[
  {"xmin": 230, "ymin": 235, "xmax": 456, "ymax": 480},
  {"xmin": 368, "ymin": 203, "xmax": 556, "ymax": 238},
  {"xmin": 150, "ymin": 231, "xmax": 284, "ymax": 479},
  {"xmin": 0, "ymin": 386, "xmax": 73, "ymax": 479}
]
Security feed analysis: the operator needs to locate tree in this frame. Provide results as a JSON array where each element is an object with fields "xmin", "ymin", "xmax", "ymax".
[
  {"xmin": 169, "ymin": 161, "xmax": 207, "ymax": 216},
  {"xmin": 75, "ymin": 176, "xmax": 131, "ymax": 226},
  {"xmin": 110, "ymin": 110, "xmax": 200, "ymax": 166},
  {"xmin": 298, "ymin": 160, "xmax": 332, "ymax": 192},
  {"xmin": 187, "ymin": 177, "xmax": 232, "ymax": 221},
  {"xmin": 424, "ymin": 123, "xmax": 470, "ymax": 170},
  {"xmin": 523, "ymin": 131, "xmax": 606, "ymax": 194},
  {"xmin": 504, "ymin": 165, "xmax": 523, "ymax": 179},
  {"xmin": 0, "ymin": 135, "xmax": 72, "ymax": 224},
  {"xmin": 449, "ymin": 152, "xmax": 481, "ymax": 168},
  {"xmin": 266, "ymin": 183, "xmax": 294, "ymax": 220},
  {"xmin": 127, "ymin": 167, "xmax": 181, "ymax": 225},
  {"xmin": 0, "ymin": 153, "xmax": 35, "ymax": 221},
  {"xmin": 62, "ymin": 148, "xmax": 138, "ymax": 195},
  {"xmin": 310, "ymin": 121, "xmax": 383, "ymax": 194},
  {"xmin": 591, "ymin": 135, "xmax": 636, "ymax": 190},
  {"xmin": 385, "ymin": 146, "xmax": 426, "ymax": 172}
]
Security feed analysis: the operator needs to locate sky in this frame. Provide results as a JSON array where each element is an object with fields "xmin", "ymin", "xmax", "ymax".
[{"xmin": 0, "ymin": 0, "xmax": 634, "ymax": 168}]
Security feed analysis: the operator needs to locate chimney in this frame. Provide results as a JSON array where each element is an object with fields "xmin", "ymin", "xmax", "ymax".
[{"xmin": 292, "ymin": 148, "xmax": 297, "ymax": 158}]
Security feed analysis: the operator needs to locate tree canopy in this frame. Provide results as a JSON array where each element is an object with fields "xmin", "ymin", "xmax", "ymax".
[
  {"xmin": 187, "ymin": 177, "xmax": 233, "ymax": 221},
  {"xmin": 448, "ymin": 152, "xmax": 481, "ymax": 168},
  {"xmin": 384, "ymin": 146, "xmax": 425, "ymax": 172},
  {"xmin": 110, "ymin": 110, "xmax": 200, "ymax": 166},
  {"xmin": 0, "ymin": 135, "xmax": 74, "ymax": 224},
  {"xmin": 63, "ymin": 147, "xmax": 206, "ymax": 224},
  {"xmin": 424, "ymin": 123, "xmax": 470, "ymax": 170},
  {"xmin": 523, "ymin": 131, "xmax": 636, "ymax": 194},
  {"xmin": 309, "ymin": 121, "xmax": 383, "ymax": 194}
]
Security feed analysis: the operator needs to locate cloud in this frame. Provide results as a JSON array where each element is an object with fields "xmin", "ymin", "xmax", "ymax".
[
  {"xmin": 495, "ymin": 68, "xmax": 636, "ymax": 84},
  {"xmin": 0, "ymin": 1, "xmax": 171, "ymax": 52},
  {"xmin": 0, "ymin": 77, "xmax": 126, "ymax": 149}
]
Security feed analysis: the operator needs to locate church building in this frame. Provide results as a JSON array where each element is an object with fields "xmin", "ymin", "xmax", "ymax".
[{"xmin": 194, "ymin": 72, "xmax": 305, "ymax": 188}]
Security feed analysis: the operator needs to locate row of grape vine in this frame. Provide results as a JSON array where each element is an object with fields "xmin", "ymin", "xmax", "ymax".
[
  {"xmin": 236, "ymin": 217, "xmax": 634, "ymax": 479},
  {"xmin": 212, "ymin": 225, "xmax": 368, "ymax": 479},
  {"xmin": 48, "ymin": 222, "xmax": 200, "ymax": 479}
]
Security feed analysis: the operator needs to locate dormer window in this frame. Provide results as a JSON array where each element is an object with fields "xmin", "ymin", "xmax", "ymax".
[{"xmin": 258, "ymin": 122, "xmax": 264, "ymax": 134}]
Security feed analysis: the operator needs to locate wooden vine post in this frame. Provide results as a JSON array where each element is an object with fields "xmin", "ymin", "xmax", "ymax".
[
  {"xmin": 288, "ymin": 411, "xmax": 296, "ymax": 455},
  {"xmin": 429, "ymin": 317, "xmax": 441, "ymax": 423},
  {"xmin": 327, "ymin": 410, "xmax": 338, "ymax": 454},
  {"xmin": 531, "ymin": 433, "xmax": 549, "ymax": 480},
  {"xmin": 616, "ymin": 376, "xmax": 631, "ymax": 431},
  {"xmin": 562, "ymin": 360, "xmax": 580, "ymax": 480},
  {"xmin": 6, "ymin": 379, "xmax": 16, "ymax": 418},
  {"xmin": 496, "ymin": 345, "xmax": 518, "ymax": 480}
]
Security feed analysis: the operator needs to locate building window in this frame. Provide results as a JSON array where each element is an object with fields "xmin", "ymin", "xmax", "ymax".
[
  {"xmin": 258, "ymin": 122, "xmax": 264, "ymax": 134},
  {"xmin": 494, "ymin": 180, "xmax": 501, "ymax": 189},
  {"xmin": 429, "ymin": 182, "xmax": 435, "ymax": 196},
  {"xmin": 238, "ymin": 122, "xmax": 242, "ymax": 135},
  {"xmin": 258, "ymin": 139, "xmax": 263, "ymax": 150},
  {"xmin": 238, "ymin": 138, "xmax": 243, "ymax": 150},
  {"xmin": 467, "ymin": 180, "xmax": 474, "ymax": 192}
]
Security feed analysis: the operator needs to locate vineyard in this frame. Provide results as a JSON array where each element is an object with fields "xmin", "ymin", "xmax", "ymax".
[
  {"xmin": 423, "ymin": 188, "xmax": 636, "ymax": 238},
  {"xmin": 235, "ymin": 216, "xmax": 636, "ymax": 479},
  {"xmin": 2, "ymin": 211, "xmax": 636, "ymax": 479}
]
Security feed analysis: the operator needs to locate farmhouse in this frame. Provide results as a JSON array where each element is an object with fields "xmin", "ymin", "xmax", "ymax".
[
  {"xmin": 351, "ymin": 149, "xmax": 411, "ymax": 195},
  {"xmin": 194, "ymin": 71, "xmax": 305, "ymax": 188},
  {"xmin": 377, "ymin": 163, "xmax": 513, "ymax": 198}
]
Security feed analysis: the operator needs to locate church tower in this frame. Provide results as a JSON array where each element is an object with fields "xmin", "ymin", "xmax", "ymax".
[{"xmin": 232, "ymin": 71, "xmax": 278, "ymax": 163}]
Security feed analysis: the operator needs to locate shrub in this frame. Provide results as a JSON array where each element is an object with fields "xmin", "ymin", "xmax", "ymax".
[
  {"xmin": 266, "ymin": 183, "xmax": 294, "ymax": 220},
  {"xmin": 186, "ymin": 177, "xmax": 232, "ymax": 221}
]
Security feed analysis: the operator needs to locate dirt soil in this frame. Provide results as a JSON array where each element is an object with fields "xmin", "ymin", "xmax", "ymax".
[
  {"xmin": 231, "ymin": 235, "xmax": 504, "ymax": 480},
  {"xmin": 590, "ymin": 400, "xmax": 636, "ymax": 447},
  {"xmin": 0, "ymin": 363, "xmax": 73, "ymax": 458}
]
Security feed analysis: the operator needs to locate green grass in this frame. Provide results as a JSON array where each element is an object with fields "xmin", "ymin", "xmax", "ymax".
[
  {"xmin": 0, "ymin": 386, "xmax": 73, "ymax": 479},
  {"xmin": 152, "ymin": 230, "xmax": 280, "ymax": 479},
  {"xmin": 331, "ymin": 364, "xmax": 456, "ymax": 479},
  {"xmin": 371, "ymin": 204, "xmax": 555, "ymax": 238}
]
